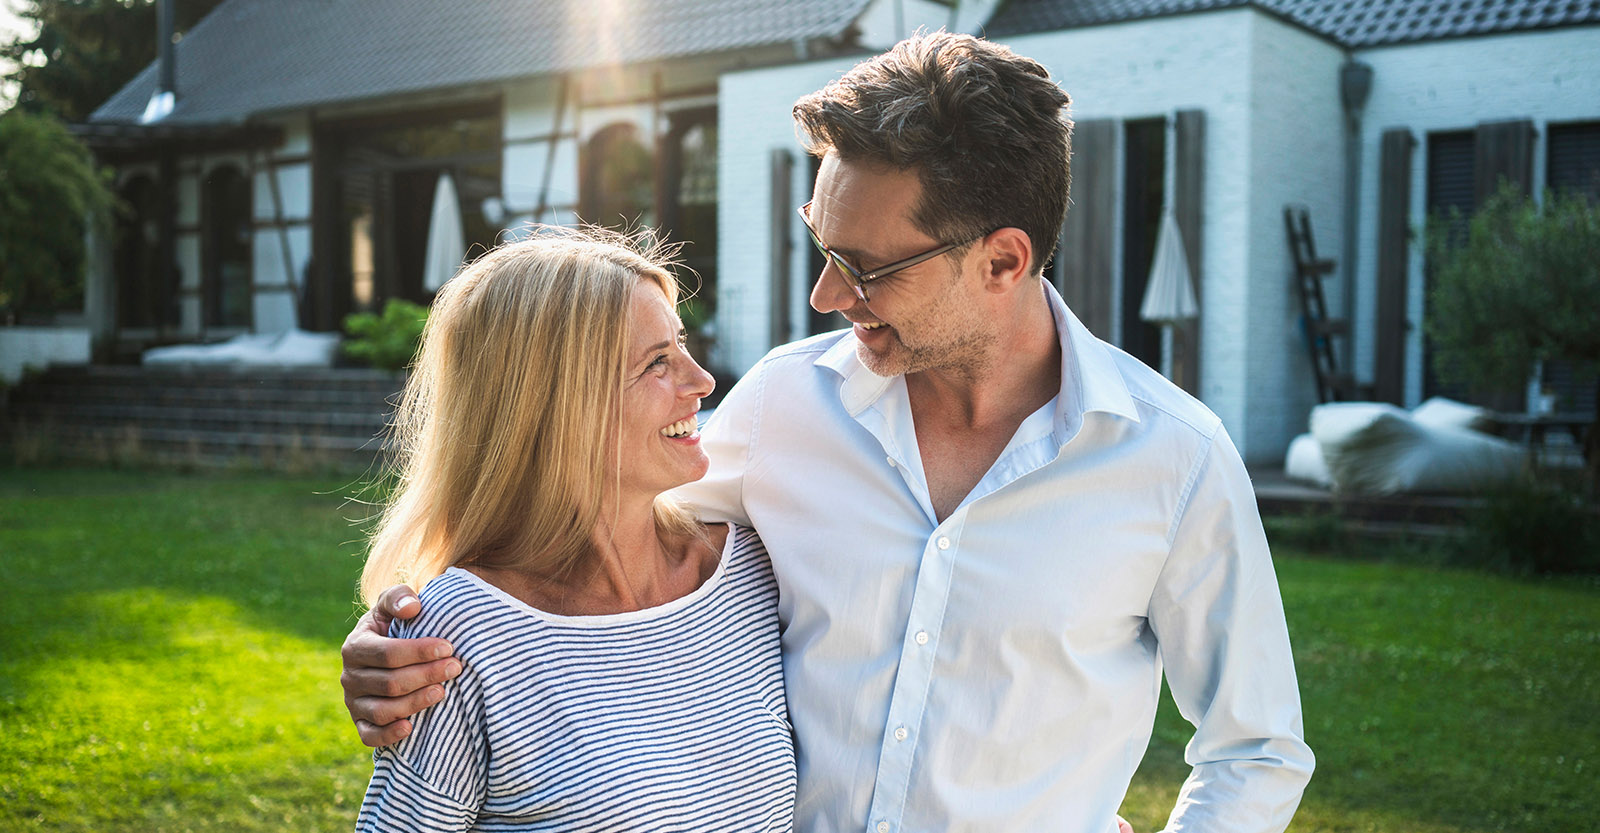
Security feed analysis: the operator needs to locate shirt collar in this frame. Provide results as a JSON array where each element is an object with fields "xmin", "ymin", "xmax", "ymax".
[{"xmin": 815, "ymin": 280, "xmax": 1141, "ymax": 441}]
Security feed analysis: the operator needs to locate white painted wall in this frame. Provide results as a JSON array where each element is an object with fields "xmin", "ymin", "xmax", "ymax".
[
  {"xmin": 253, "ymin": 115, "xmax": 312, "ymax": 333},
  {"xmin": 1241, "ymin": 16, "xmax": 1347, "ymax": 461},
  {"xmin": 1349, "ymin": 25, "xmax": 1600, "ymax": 407},
  {"xmin": 0, "ymin": 327, "xmax": 91, "ymax": 383},
  {"xmin": 718, "ymin": 55, "xmax": 867, "ymax": 373},
  {"xmin": 502, "ymin": 78, "xmax": 583, "ymax": 229},
  {"xmin": 856, "ymin": 0, "xmax": 963, "ymax": 48}
]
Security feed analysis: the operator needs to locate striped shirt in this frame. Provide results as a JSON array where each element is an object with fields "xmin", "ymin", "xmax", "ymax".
[{"xmin": 355, "ymin": 525, "xmax": 796, "ymax": 832}]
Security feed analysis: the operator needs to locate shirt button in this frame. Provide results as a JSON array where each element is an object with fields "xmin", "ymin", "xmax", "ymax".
[
  {"xmin": 877, "ymin": 823, "xmax": 890, "ymax": 833},
  {"xmin": 936, "ymin": 536, "xmax": 950, "ymax": 550},
  {"xmin": 887, "ymin": 456, "xmax": 897, "ymax": 468},
  {"xmin": 894, "ymin": 726, "xmax": 909, "ymax": 741},
  {"xmin": 914, "ymin": 630, "xmax": 929, "ymax": 645}
]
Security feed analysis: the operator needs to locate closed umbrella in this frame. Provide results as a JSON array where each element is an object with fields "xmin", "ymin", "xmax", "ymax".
[
  {"xmin": 1139, "ymin": 208, "xmax": 1199, "ymax": 325},
  {"xmin": 423, "ymin": 171, "xmax": 465, "ymax": 292}
]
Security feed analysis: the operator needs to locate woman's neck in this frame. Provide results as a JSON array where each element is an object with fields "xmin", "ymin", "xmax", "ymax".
[{"xmin": 587, "ymin": 498, "xmax": 679, "ymax": 610}]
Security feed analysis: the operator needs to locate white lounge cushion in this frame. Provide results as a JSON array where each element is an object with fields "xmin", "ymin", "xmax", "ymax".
[
  {"xmin": 1309, "ymin": 402, "xmax": 1523, "ymax": 495},
  {"xmin": 1284, "ymin": 432, "xmax": 1334, "ymax": 488}
]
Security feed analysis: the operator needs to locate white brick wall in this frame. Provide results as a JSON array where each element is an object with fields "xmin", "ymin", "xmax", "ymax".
[
  {"xmin": 1240, "ymin": 16, "xmax": 1347, "ymax": 462},
  {"xmin": 1348, "ymin": 25, "xmax": 1600, "ymax": 407}
]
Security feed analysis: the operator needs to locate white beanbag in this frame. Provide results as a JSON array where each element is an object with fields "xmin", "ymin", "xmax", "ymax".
[
  {"xmin": 1410, "ymin": 396, "xmax": 1496, "ymax": 433},
  {"xmin": 1309, "ymin": 402, "xmax": 1523, "ymax": 495},
  {"xmin": 1284, "ymin": 432, "xmax": 1334, "ymax": 488}
]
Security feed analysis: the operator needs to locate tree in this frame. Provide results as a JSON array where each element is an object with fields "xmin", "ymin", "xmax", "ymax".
[
  {"xmin": 0, "ymin": 108, "xmax": 115, "ymax": 320},
  {"xmin": 2, "ymin": 0, "xmax": 225, "ymax": 122},
  {"xmin": 1426, "ymin": 183, "xmax": 1600, "ymax": 480}
]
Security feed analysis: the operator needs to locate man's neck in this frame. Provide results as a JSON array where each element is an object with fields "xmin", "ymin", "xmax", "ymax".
[
  {"xmin": 905, "ymin": 282, "xmax": 1062, "ymax": 521},
  {"xmin": 906, "ymin": 282, "xmax": 1062, "ymax": 429}
]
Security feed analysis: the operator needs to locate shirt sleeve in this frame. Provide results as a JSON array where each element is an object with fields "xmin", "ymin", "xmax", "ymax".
[
  {"xmin": 354, "ymin": 615, "xmax": 489, "ymax": 833},
  {"xmin": 1147, "ymin": 426, "xmax": 1315, "ymax": 833},
  {"xmin": 670, "ymin": 357, "xmax": 764, "ymax": 526}
]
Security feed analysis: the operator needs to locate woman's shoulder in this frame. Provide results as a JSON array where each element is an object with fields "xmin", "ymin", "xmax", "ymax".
[{"xmin": 390, "ymin": 569, "xmax": 501, "ymax": 641}]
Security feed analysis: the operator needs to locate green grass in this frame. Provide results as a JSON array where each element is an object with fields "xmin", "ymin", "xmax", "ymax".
[
  {"xmin": 0, "ymin": 467, "xmax": 375, "ymax": 831},
  {"xmin": 1, "ymin": 467, "xmax": 1597, "ymax": 831}
]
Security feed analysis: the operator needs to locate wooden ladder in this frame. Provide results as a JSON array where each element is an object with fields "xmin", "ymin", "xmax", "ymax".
[{"xmin": 1284, "ymin": 205, "xmax": 1361, "ymax": 403}]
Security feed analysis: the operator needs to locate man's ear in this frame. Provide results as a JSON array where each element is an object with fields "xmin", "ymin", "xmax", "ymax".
[{"xmin": 979, "ymin": 227, "xmax": 1034, "ymax": 294}]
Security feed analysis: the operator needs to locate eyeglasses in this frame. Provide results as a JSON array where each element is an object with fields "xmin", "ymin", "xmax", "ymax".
[{"xmin": 797, "ymin": 201, "xmax": 984, "ymax": 303}]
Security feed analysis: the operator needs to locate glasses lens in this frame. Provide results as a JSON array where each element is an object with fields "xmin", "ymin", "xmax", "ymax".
[{"xmin": 801, "ymin": 204, "xmax": 869, "ymax": 302}]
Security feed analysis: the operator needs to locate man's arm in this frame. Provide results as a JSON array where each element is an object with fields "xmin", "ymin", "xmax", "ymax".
[
  {"xmin": 341, "ymin": 585, "xmax": 462, "ymax": 747},
  {"xmin": 1148, "ymin": 427, "xmax": 1315, "ymax": 832},
  {"xmin": 669, "ymin": 352, "xmax": 765, "ymax": 526}
]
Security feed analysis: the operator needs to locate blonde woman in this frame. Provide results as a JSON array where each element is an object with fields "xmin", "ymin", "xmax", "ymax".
[{"xmin": 353, "ymin": 228, "xmax": 795, "ymax": 831}]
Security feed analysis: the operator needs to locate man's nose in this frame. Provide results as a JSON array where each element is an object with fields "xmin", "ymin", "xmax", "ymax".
[{"xmin": 809, "ymin": 262, "xmax": 855, "ymax": 315}]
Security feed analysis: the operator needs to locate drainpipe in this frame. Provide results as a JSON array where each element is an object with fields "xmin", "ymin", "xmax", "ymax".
[{"xmin": 1339, "ymin": 59, "xmax": 1373, "ymax": 378}]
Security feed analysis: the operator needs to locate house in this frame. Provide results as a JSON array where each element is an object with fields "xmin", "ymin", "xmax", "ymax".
[
  {"xmin": 73, "ymin": 0, "xmax": 887, "ymax": 362},
  {"xmin": 68, "ymin": 0, "xmax": 1600, "ymax": 464}
]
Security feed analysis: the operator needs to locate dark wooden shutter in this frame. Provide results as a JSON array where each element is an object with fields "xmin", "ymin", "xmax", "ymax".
[
  {"xmin": 1374, "ymin": 128, "xmax": 1415, "ymax": 405},
  {"xmin": 1172, "ymin": 109, "xmax": 1204, "ymax": 396},
  {"xmin": 769, "ymin": 149, "xmax": 793, "ymax": 348},
  {"xmin": 1423, "ymin": 131, "xmax": 1479, "ymax": 402},
  {"xmin": 1055, "ymin": 118, "xmax": 1118, "ymax": 340},
  {"xmin": 1544, "ymin": 121, "xmax": 1600, "ymax": 418},
  {"xmin": 1474, "ymin": 118, "xmax": 1536, "ymax": 202}
]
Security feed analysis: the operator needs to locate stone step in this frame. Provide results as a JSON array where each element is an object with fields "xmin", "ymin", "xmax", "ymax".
[
  {"xmin": 20, "ymin": 383, "xmax": 400, "ymax": 409},
  {"xmin": 11, "ymin": 401, "xmax": 389, "ymax": 436},
  {"xmin": 3, "ymin": 364, "xmax": 403, "ymax": 470}
]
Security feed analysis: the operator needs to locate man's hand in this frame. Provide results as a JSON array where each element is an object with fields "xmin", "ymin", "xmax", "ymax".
[
  {"xmin": 1117, "ymin": 816, "xmax": 1135, "ymax": 833},
  {"xmin": 340, "ymin": 584, "xmax": 462, "ymax": 747}
]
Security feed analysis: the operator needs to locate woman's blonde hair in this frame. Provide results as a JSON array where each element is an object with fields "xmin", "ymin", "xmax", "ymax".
[{"xmin": 359, "ymin": 226, "xmax": 701, "ymax": 606}]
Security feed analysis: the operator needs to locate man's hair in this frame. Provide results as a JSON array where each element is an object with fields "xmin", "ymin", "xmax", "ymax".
[{"xmin": 793, "ymin": 31, "xmax": 1072, "ymax": 275}]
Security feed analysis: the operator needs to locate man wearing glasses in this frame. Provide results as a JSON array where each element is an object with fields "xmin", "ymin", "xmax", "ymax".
[{"xmin": 341, "ymin": 32, "xmax": 1313, "ymax": 833}]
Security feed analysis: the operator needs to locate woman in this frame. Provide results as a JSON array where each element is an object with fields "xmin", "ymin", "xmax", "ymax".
[{"xmin": 354, "ymin": 227, "xmax": 796, "ymax": 831}]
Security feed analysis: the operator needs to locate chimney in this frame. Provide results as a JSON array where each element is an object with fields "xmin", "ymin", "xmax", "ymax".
[{"xmin": 139, "ymin": 0, "xmax": 177, "ymax": 123}]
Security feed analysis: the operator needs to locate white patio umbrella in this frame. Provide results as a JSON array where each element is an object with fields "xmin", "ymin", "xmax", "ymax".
[
  {"xmin": 1138, "ymin": 208, "xmax": 1199, "ymax": 325},
  {"xmin": 423, "ymin": 170, "xmax": 465, "ymax": 292}
]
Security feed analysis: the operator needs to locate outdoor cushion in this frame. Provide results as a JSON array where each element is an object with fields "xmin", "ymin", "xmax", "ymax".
[{"xmin": 1308, "ymin": 402, "xmax": 1523, "ymax": 495}]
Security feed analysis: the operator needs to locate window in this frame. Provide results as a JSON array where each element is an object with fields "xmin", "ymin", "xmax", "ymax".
[{"xmin": 202, "ymin": 165, "xmax": 253, "ymax": 328}]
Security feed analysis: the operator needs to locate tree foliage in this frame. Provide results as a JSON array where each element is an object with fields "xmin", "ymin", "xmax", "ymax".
[
  {"xmin": 1426, "ymin": 184, "xmax": 1600, "ymax": 395},
  {"xmin": 0, "ymin": 108, "xmax": 115, "ymax": 320},
  {"xmin": 3, "ymin": 0, "xmax": 226, "ymax": 122}
]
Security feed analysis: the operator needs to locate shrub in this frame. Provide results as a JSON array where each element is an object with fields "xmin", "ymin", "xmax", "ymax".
[
  {"xmin": 1454, "ymin": 477, "xmax": 1600, "ymax": 575},
  {"xmin": 0, "ymin": 109, "xmax": 115, "ymax": 320},
  {"xmin": 341, "ymin": 299, "xmax": 428, "ymax": 371}
]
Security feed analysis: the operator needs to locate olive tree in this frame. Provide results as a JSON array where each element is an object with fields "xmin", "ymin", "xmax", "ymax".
[{"xmin": 1426, "ymin": 184, "xmax": 1600, "ymax": 480}]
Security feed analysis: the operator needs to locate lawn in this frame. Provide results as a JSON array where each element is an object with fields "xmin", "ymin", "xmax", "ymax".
[{"xmin": 1, "ymin": 467, "xmax": 1596, "ymax": 831}]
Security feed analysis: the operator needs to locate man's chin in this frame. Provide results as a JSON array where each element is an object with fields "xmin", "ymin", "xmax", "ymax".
[{"xmin": 855, "ymin": 342, "xmax": 911, "ymax": 379}]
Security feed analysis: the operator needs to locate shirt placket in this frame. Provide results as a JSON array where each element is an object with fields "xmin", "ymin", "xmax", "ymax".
[{"xmin": 863, "ymin": 514, "xmax": 963, "ymax": 833}]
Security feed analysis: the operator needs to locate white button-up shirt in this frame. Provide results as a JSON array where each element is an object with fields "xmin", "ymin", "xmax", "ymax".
[{"xmin": 676, "ymin": 284, "xmax": 1313, "ymax": 833}]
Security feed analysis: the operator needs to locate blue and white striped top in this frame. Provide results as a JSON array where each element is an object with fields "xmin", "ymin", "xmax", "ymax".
[{"xmin": 355, "ymin": 525, "xmax": 796, "ymax": 832}]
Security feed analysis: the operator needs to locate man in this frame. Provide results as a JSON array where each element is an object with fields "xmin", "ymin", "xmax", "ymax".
[{"xmin": 341, "ymin": 32, "xmax": 1313, "ymax": 832}]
